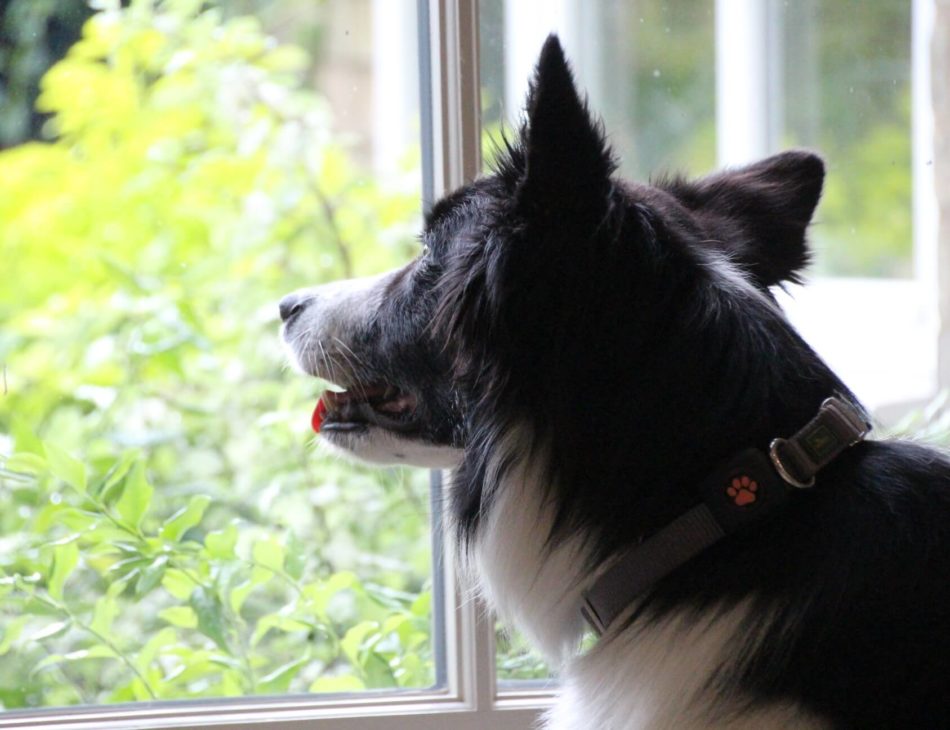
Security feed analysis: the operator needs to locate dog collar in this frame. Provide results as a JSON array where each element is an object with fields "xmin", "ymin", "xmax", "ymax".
[{"xmin": 580, "ymin": 396, "xmax": 870, "ymax": 636}]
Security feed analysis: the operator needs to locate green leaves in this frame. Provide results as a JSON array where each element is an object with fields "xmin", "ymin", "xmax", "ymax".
[
  {"xmin": 33, "ymin": 645, "xmax": 117, "ymax": 674},
  {"xmin": 0, "ymin": 0, "xmax": 435, "ymax": 709},
  {"xmin": 157, "ymin": 606, "xmax": 197, "ymax": 629},
  {"xmin": 205, "ymin": 525, "xmax": 237, "ymax": 559},
  {"xmin": 95, "ymin": 450, "xmax": 139, "ymax": 502},
  {"xmin": 251, "ymin": 539, "xmax": 285, "ymax": 573},
  {"xmin": 250, "ymin": 613, "xmax": 312, "ymax": 647},
  {"xmin": 309, "ymin": 674, "xmax": 365, "ymax": 693},
  {"xmin": 135, "ymin": 555, "xmax": 168, "ymax": 596},
  {"xmin": 48, "ymin": 542, "xmax": 80, "ymax": 602},
  {"xmin": 28, "ymin": 621, "xmax": 71, "ymax": 642},
  {"xmin": 161, "ymin": 569, "xmax": 196, "ymax": 601},
  {"xmin": 44, "ymin": 444, "xmax": 86, "ymax": 494},
  {"xmin": 2, "ymin": 430, "xmax": 437, "ymax": 700},
  {"xmin": 189, "ymin": 586, "xmax": 229, "ymax": 652},
  {"xmin": 161, "ymin": 495, "xmax": 210, "ymax": 542},
  {"xmin": 0, "ymin": 616, "xmax": 31, "ymax": 656},
  {"xmin": 258, "ymin": 656, "xmax": 310, "ymax": 694},
  {"xmin": 115, "ymin": 462, "xmax": 153, "ymax": 530}
]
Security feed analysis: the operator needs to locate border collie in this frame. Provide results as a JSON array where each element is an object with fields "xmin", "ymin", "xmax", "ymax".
[{"xmin": 281, "ymin": 36, "xmax": 950, "ymax": 729}]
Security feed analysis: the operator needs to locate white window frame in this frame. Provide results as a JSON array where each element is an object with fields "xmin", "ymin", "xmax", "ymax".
[
  {"xmin": 1, "ymin": 1, "xmax": 941, "ymax": 728},
  {"xmin": 717, "ymin": 0, "xmax": 941, "ymax": 421}
]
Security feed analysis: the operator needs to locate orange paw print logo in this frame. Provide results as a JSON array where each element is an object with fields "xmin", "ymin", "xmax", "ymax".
[{"xmin": 726, "ymin": 475, "xmax": 758, "ymax": 506}]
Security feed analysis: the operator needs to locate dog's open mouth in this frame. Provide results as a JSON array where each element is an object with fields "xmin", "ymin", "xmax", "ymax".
[{"xmin": 313, "ymin": 384, "xmax": 419, "ymax": 434}]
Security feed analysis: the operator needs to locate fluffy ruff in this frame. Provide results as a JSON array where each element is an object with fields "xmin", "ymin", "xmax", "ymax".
[{"xmin": 282, "ymin": 35, "xmax": 950, "ymax": 729}]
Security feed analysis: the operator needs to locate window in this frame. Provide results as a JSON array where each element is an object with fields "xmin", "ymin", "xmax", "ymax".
[
  {"xmin": 0, "ymin": 1, "xmax": 942, "ymax": 728},
  {"xmin": 1, "ymin": 0, "xmax": 439, "ymax": 711},
  {"xmin": 718, "ymin": 0, "xmax": 934, "ymax": 418}
]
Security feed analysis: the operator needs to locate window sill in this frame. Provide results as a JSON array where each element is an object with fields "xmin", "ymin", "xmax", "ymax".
[{"xmin": 0, "ymin": 687, "xmax": 553, "ymax": 730}]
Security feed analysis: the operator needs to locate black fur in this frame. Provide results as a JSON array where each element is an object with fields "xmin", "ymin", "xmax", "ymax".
[
  {"xmin": 295, "ymin": 34, "xmax": 950, "ymax": 728},
  {"xmin": 426, "ymin": 36, "xmax": 950, "ymax": 727},
  {"xmin": 656, "ymin": 150, "xmax": 824, "ymax": 289}
]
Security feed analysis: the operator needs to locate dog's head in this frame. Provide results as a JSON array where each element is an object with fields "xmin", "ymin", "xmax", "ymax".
[{"xmin": 282, "ymin": 36, "xmax": 842, "ymax": 544}]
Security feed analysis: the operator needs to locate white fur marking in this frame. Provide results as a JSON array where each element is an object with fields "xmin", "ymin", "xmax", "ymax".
[
  {"xmin": 468, "ymin": 429, "xmax": 593, "ymax": 662},
  {"xmin": 462, "ymin": 426, "xmax": 826, "ymax": 729},
  {"xmin": 283, "ymin": 273, "xmax": 391, "ymax": 380},
  {"xmin": 318, "ymin": 428, "xmax": 462, "ymax": 469},
  {"xmin": 544, "ymin": 603, "xmax": 829, "ymax": 730}
]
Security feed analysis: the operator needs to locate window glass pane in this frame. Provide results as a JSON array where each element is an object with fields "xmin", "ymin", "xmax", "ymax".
[
  {"xmin": 778, "ymin": 0, "xmax": 912, "ymax": 277},
  {"xmin": 480, "ymin": 0, "xmax": 716, "ymax": 180},
  {"xmin": 479, "ymin": 0, "xmax": 715, "ymax": 683},
  {"xmin": 0, "ymin": 0, "xmax": 434, "ymax": 711},
  {"xmin": 495, "ymin": 621, "xmax": 551, "ymax": 684}
]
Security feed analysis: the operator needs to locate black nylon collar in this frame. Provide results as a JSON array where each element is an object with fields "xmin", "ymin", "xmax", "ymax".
[{"xmin": 580, "ymin": 396, "xmax": 870, "ymax": 636}]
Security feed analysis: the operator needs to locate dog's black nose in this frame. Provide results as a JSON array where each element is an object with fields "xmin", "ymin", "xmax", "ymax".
[{"xmin": 279, "ymin": 293, "xmax": 313, "ymax": 323}]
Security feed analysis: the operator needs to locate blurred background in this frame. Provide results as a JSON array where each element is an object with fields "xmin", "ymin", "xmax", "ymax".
[
  {"xmin": 0, "ymin": 0, "xmax": 929, "ymax": 712},
  {"xmin": 0, "ymin": 0, "xmax": 436, "ymax": 709}
]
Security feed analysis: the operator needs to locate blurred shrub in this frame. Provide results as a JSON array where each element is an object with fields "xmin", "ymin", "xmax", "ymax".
[
  {"xmin": 813, "ymin": 108, "xmax": 913, "ymax": 277},
  {"xmin": 0, "ymin": 0, "xmax": 432, "ymax": 708}
]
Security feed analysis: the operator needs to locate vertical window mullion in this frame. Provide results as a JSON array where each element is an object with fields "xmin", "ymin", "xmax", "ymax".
[
  {"xmin": 714, "ymin": 0, "xmax": 773, "ymax": 165},
  {"xmin": 422, "ymin": 0, "xmax": 497, "ymax": 713},
  {"xmin": 912, "ymin": 0, "xmax": 942, "ymax": 386},
  {"xmin": 428, "ymin": 0, "xmax": 482, "ymax": 195}
]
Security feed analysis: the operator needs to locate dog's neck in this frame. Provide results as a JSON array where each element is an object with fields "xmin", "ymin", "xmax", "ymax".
[
  {"xmin": 463, "ymin": 398, "xmax": 867, "ymax": 664},
  {"xmin": 464, "ymin": 427, "xmax": 593, "ymax": 661},
  {"xmin": 580, "ymin": 396, "xmax": 869, "ymax": 636}
]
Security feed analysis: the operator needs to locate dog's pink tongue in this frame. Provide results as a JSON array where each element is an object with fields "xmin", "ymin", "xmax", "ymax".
[{"xmin": 312, "ymin": 398, "xmax": 327, "ymax": 433}]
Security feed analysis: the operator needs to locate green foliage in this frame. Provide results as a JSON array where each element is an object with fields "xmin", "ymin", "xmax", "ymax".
[
  {"xmin": 783, "ymin": 0, "xmax": 913, "ymax": 277},
  {"xmin": 808, "ymin": 104, "xmax": 913, "ymax": 277},
  {"xmin": 495, "ymin": 624, "xmax": 550, "ymax": 682},
  {"xmin": 0, "ymin": 0, "xmax": 432, "ymax": 709},
  {"xmin": 0, "ymin": 444, "xmax": 432, "ymax": 705}
]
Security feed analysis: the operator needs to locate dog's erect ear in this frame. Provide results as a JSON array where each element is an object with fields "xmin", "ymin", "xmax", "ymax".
[
  {"xmin": 660, "ymin": 150, "xmax": 825, "ymax": 287},
  {"xmin": 515, "ymin": 35, "xmax": 615, "ymax": 220}
]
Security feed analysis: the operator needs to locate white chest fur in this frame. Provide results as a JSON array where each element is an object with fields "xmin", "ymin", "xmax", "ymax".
[
  {"xmin": 461, "ymin": 437, "xmax": 827, "ymax": 729},
  {"xmin": 469, "ymin": 436, "xmax": 592, "ymax": 662},
  {"xmin": 545, "ymin": 606, "xmax": 828, "ymax": 730}
]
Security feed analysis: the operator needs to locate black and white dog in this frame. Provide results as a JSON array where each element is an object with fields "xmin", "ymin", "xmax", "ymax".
[{"xmin": 281, "ymin": 36, "xmax": 950, "ymax": 729}]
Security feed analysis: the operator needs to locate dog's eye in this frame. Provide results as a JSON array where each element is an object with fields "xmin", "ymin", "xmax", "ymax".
[{"xmin": 420, "ymin": 243, "xmax": 430, "ymax": 258}]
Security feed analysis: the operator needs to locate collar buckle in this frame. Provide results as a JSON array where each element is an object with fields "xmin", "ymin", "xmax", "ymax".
[
  {"xmin": 769, "ymin": 438, "xmax": 816, "ymax": 488},
  {"xmin": 768, "ymin": 396, "xmax": 870, "ymax": 489}
]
